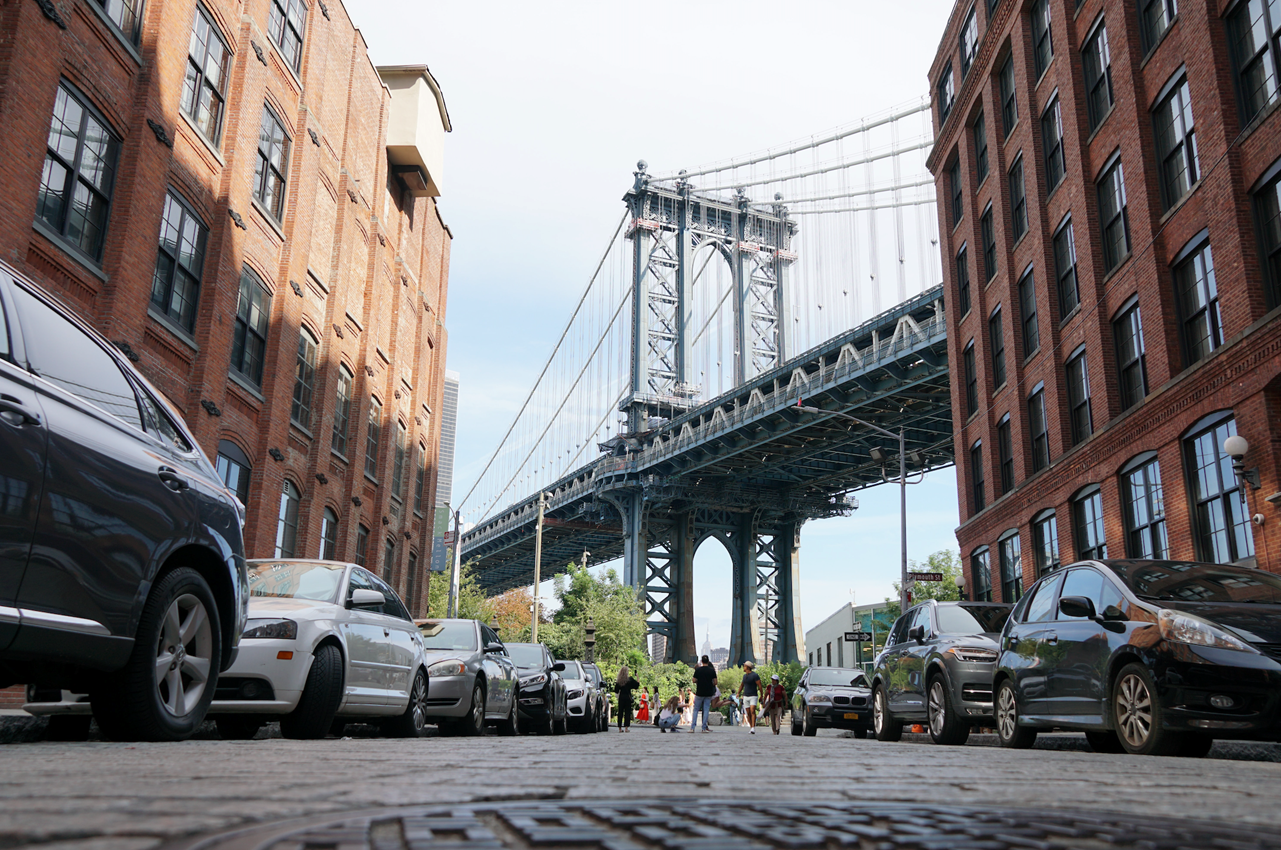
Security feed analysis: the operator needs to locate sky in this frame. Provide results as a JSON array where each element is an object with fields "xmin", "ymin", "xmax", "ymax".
[{"xmin": 353, "ymin": 0, "xmax": 960, "ymax": 649}]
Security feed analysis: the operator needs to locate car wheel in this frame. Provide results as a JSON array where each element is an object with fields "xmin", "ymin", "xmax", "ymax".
[
  {"xmin": 1177, "ymin": 734, "xmax": 1214, "ymax": 758},
  {"xmin": 1113, "ymin": 663, "xmax": 1181, "ymax": 756},
  {"xmin": 329, "ymin": 720, "xmax": 347, "ymax": 738},
  {"xmin": 1085, "ymin": 729, "xmax": 1124, "ymax": 753},
  {"xmin": 384, "ymin": 668, "xmax": 429, "ymax": 738},
  {"xmin": 790, "ymin": 707, "xmax": 802, "ymax": 736},
  {"xmin": 995, "ymin": 680, "xmax": 1037, "ymax": 749},
  {"xmin": 280, "ymin": 643, "xmax": 344, "ymax": 740},
  {"xmin": 873, "ymin": 685, "xmax": 902, "ymax": 742},
  {"xmin": 457, "ymin": 683, "xmax": 486, "ymax": 737},
  {"xmin": 91, "ymin": 567, "xmax": 220, "ymax": 742},
  {"xmin": 553, "ymin": 711, "xmax": 567, "ymax": 735},
  {"xmin": 927, "ymin": 678, "xmax": 970, "ymax": 746},
  {"xmin": 580, "ymin": 706, "xmax": 594, "ymax": 734},
  {"xmin": 216, "ymin": 716, "xmax": 264, "ymax": 740},
  {"xmin": 496, "ymin": 689, "xmax": 519, "ymax": 736},
  {"xmin": 44, "ymin": 715, "xmax": 92, "ymax": 741},
  {"xmin": 803, "ymin": 707, "xmax": 818, "ymax": 737}
]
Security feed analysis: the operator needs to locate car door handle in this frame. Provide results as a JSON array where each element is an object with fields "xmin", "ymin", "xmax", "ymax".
[
  {"xmin": 157, "ymin": 466, "xmax": 189, "ymax": 491},
  {"xmin": 0, "ymin": 395, "xmax": 41, "ymax": 426},
  {"xmin": 383, "ymin": 629, "xmax": 391, "ymax": 637},
  {"xmin": 1044, "ymin": 633, "xmax": 1058, "ymax": 645}
]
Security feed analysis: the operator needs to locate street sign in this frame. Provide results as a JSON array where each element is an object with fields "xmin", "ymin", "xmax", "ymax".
[
  {"xmin": 907, "ymin": 571, "xmax": 944, "ymax": 582},
  {"xmin": 844, "ymin": 631, "xmax": 874, "ymax": 642},
  {"xmin": 443, "ymin": 530, "xmax": 456, "ymax": 545}
]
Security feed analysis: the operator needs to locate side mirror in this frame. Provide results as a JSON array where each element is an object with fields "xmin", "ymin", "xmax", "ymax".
[
  {"xmin": 552, "ymin": 661, "xmax": 566, "ymax": 672},
  {"xmin": 348, "ymin": 588, "xmax": 385, "ymax": 608},
  {"xmin": 908, "ymin": 625, "xmax": 926, "ymax": 644},
  {"xmin": 484, "ymin": 642, "xmax": 505, "ymax": 654},
  {"xmin": 1058, "ymin": 596, "xmax": 1097, "ymax": 620}
]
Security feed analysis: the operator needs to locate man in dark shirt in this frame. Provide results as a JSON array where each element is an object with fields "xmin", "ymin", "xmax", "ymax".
[
  {"xmin": 738, "ymin": 661, "xmax": 761, "ymax": 734},
  {"xmin": 690, "ymin": 655, "xmax": 718, "ymax": 733}
]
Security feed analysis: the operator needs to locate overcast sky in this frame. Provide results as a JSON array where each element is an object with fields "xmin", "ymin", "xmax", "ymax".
[{"xmin": 353, "ymin": 0, "xmax": 959, "ymax": 649}]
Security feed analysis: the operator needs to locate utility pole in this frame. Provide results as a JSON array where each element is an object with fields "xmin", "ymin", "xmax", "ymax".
[
  {"xmin": 448, "ymin": 506, "xmax": 462, "ymax": 618},
  {"xmin": 531, "ymin": 492, "xmax": 548, "ymax": 642}
]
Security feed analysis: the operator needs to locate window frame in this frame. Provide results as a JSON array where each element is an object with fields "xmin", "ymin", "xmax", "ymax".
[
  {"xmin": 1000, "ymin": 54, "xmax": 1018, "ymax": 137},
  {"xmin": 1112, "ymin": 296, "xmax": 1148, "ymax": 410},
  {"xmin": 320, "ymin": 506, "xmax": 338, "ymax": 560},
  {"xmin": 963, "ymin": 340, "xmax": 978, "ymax": 417},
  {"xmin": 1072, "ymin": 484, "xmax": 1108, "ymax": 560},
  {"xmin": 253, "ymin": 105, "xmax": 291, "ymax": 222},
  {"xmin": 1032, "ymin": 508, "xmax": 1059, "ymax": 576},
  {"xmin": 1226, "ymin": 0, "xmax": 1279, "ymax": 126},
  {"xmin": 1083, "ymin": 17, "xmax": 1115, "ymax": 132},
  {"xmin": 1028, "ymin": 382, "xmax": 1050, "ymax": 471},
  {"xmin": 1031, "ymin": 0, "xmax": 1053, "ymax": 79},
  {"xmin": 391, "ymin": 419, "xmax": 408, "ymax": 499},
  {"xmin": 1053, "ymin": 217, "xmax": 1080, "ymax": 317},
  {"xmin": 999, "ymin": 529, "xmax": 1024, "ymax": 602},
  {"xmin": 1139, "ymin": 0, "xmax": 1178, "ymax": 56},
  {"xmin": 229, "ymin": 266, "xmax": 271, "ymax": 388},
  {"xmin": 365, "ymin": 396, "xmax": 383, "ymax": 481},
  {"xmin": 938, "ymin": 62, "xmax": 956, "ymax": 125},
  {"xmin": 1097, "ymin": 153, "xmax": 1131, "ymax": 272},
  {"xmin": 331, "ymin": 363, "xmax": 354, "ymax": 456},
  {"xmin": 971, "ymin": 439, "xmax": 986, "ymax": 513},
  {"xmin": 1182, "ymin": 412, "xmax": 1255, "ymax": 564},
  {"xmin": 267, "ymin": 0, "xmax": 307, "ymax": 72},
  {"xmin": 215, "ymin": 439, "xmax": 251, "ymax": 505},
  {"xmin": 971, "ymin": 547, "xmax": 993, "ymax": 602},
  {"xmin": 960, "ymin": 6, "xmax": 980, "ymax": 78},
  {"xmin": 1251, "ymin": 159, "xmax": 1281, "ymax": 309},
  {"xmin": 1066, "ymin": 345, "xmax": 1093, "ymax": 446},
  {"xmin": 150, "ymin": 190, "xmax": 208, "ymax": 333},
  {"xmin": 981, "ymin": 204, "xmax": 997, "ymax": 282},
  {"xmin": 989, "ymin": 304, "xmax": 1006, "ymax": 388},
  {"xmin": 1017, "ymin": 266, "xmax": 1039, "ymax": 358},
  {"xmin": 1121, "ymin": 452, "xmax": 1168, "ymax": 559},
  {"xmin": 956, "ymin": 243, "xmax": 972, "ymax": 317},
  {"xmin": 290, "ymin": 326, "xmax": 319, "ymax": 430},
  {"xmin": 274, "ymin": 479, "xmax": 300, "ymax": 558},
  {"xmin": 1172, "ymin": 235, "xmax": 1222, "ymax": 366},
  {"xmin": 181, "ymin": 4, "xmax": 231, "ymax": 146},
  {"xmin": 998, "ymin": 413, "xmax": 1014, "ymax": 495},
  {"xmin": 1009, "ymin": 154, "xmax": 1027, "ymax": 241},
  {"xmin": 950, "ymin": 158, "xmax": 964, "ymax": 227},
  {"xmin": 974, "ymin": 110, "xmax": 989, "ymax": 184},
  {"xmin": 1041, "ymin": 95, "xmax": 1065, "ymax": 191},
  {"xmin": 354, "ymin": 523, "xmax": 369, "ymax": 567},
  {"xmin": 1153, "ymin": 72, "xmax": 1200, "ymax": 210}
]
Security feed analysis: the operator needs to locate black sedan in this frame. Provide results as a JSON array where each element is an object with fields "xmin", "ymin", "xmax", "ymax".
[
  {"xmin": 993, "ymin": 559, "xmax": 1281, "ymax": 756},
  {"xmin": 791, "ymin": 667, "xmax": 872, "ymax": 737},
  {"xmin": 505, "ymin": 642, "xmax": 568, "ymax": 735}
]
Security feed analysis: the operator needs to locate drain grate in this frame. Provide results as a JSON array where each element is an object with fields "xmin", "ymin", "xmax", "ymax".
[{"xmin": 160, "ymin": 799, "xmax": 1281, "ymax": 850}]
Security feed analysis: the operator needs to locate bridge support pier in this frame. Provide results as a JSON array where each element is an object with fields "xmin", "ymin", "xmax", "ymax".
[
  {"xmin": 772, "ymin": 520, "xmax": 805, "ymax": 664},
  {"xmin": 728, "ymin": 513, "xmax": 762, "ymax": 667}
]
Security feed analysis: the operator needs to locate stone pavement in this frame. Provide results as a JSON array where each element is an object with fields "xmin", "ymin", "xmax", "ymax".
[{"xmin": 1, "ymin": 720, "xmax": 1279, "ymax": 849}]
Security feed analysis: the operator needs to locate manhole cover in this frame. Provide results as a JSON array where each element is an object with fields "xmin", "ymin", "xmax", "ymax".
[{"xmin": 162, "ymin": 799, "xmax": 1281, "ymax": 850}]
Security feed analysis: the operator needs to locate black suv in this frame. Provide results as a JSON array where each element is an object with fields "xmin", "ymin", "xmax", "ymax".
[
  {"xmin": 505, "ymin": 641, "xmax": 567, "ymax": 735},
  {"xmin": 0, "ymin": 264, "xmax": 247, "ymax": 741},
  {"xmin": 791, "ymin": 666, "xmax": 873, "ymax": 737}
]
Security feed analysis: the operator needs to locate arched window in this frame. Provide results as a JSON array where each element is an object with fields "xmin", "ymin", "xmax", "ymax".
[
  {"xmin": 215, "ymin": 439, "xmax": 251, "ymax": 504},
  {"xmin": 1120, "ymin": 452, "xmax": 1167, "ymax": 559},
  {"xmin": 1071, "ymin": 485, "xmax": 1107, "ymax": 560},
  {"xmin": 1031, "ymin": 509, "xmax": 1059, "ymax": 576},
  {"xmin": 290, "ymin": 327, "xmax": 318, "ymax": 429},
  {"xmin": 1183, "ymin": 412, "xmax": 1254, "ymax": 563},
  {"xmin": 275, "ymin": 480, "xmax": 300, "ymax": 558},
  {"xmin": 970, "ymin": 547, "xmax": 992, "ymax": 602},
  {"xmin": 998, "ymin": 529, "xmax": 1023, "ymax": 603},
  {"xmin": 413, "ymin": 442, "xmax": 427, "ymax": 515},
  {"xmin": 319, "ymin": 507, "xmax": 338, "ymax": 560},
  {"xmin": 331, "ymin": 364, "xmax": 353, "ymax": 455}
]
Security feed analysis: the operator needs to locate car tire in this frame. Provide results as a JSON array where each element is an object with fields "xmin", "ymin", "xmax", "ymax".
[
  {"xmin": 91, "ymin": 567, "xmax": 221, "ymax": 742},
  {"xmin": 457, "ymin": 683, "xmax": 487, "ymax": 737},
  {"xmin": 1177, "ymin": 734, "xmax": 1214, "ymax": 758},
  {"xmin": 579, "ymin": 706, "xmax": 593, "ymax": 734},
  {"xmin": 927, "ymin": 678, "xmax": 970, "ymax": 746},
  {"xmin": 995, "ymin": 679, "xmax": 1037, "ymax": 749},
  {"xmin": 44, "ymin": 715, "xmax": 92, "ymax": 741},
  {"xmin": 280, "ymin": 643, "xmax": 344, "ymax": 740},
  {"xmin": 853, "ymin": 727, "xmax": 868, "ymax": 739},
  {"xmin": 873, "ymin": 685, "xmax": 902, "ymax": 742},
  {"xmin": 216, "ymin": 716, "xmax": 264, "ymax": 740},
  {"xmin": 553, "ymin": 711, "xmax": 567, "ymax": 735},
  {"xmin": 329, "ymin": 720, "xmax": 347, "ymax": 738},
  {"xmin": 496, "ymin": 689, "xmax": 519, "ymax": 736},
  {"xmin": 790, "ymin": 708, "xmax": 802, "ymax": 736},
  {"xmin": 802, "ymin": 707, "xmax": 818, "ymax": 737},
  {"xmin": 384, "ymin": 667, "xmax": 429, "ymax": 738},
  {"xmin": 1112, "ymin": 663, "xmax": 1181, "ymax": 756},
  {"xmin": 1085, "ymin": 729, "xmax": 1124, "ymax": 753}
]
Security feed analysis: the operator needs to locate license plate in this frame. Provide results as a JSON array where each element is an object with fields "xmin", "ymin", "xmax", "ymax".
[{"xmin": 843, "ymin": 712, "xmax": 859, "ymax": 720}]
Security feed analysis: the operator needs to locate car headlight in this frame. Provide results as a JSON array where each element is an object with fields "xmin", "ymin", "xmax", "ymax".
[
  {"xmin": 242, "ymin": 618, "xmax": 297, "ymax": 640},
  {"xmin": 567, "ymin": 688, "xmax": 583, "ymax": 699},
  {"xmin": 947, "ymin": 646, "xmax": 999, "ymax": 663},
  {"xmin": 808, "ymin": 694, "xmax": 832, "ymax": 704},
  {"xmin": 520, "ymin": 673, "xmax": 548, "ymax": 688},
  {"xmin": 1158, "ymin": 609, "xmax": 1257, "ymax": 653},
  {"xmin": 428, "ymin": 659, "xmax": 467, "ymax": 677}
]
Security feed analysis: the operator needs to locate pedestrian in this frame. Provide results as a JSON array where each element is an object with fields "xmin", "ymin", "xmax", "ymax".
[
  {"xmin": 762, "ymin": 673, "xmax": 787, "ymax": 735},
  {"xmin": 737, "ymin": 661, "xmax": 761, "ymax": 734},
  {"xmin": 615, "ymin": 666, "xmax": 639, "ymax": 732},
  {"xmin": 658, "ymin": 695, "xmax": 683, "ymax": 732},
  {"xmin": 680, "ymin": 688, "xmax": 692, "ymax": 726},
  {"xmin": 637, "ymin": 688, "xmax": 650, "ymax": 722},
  {"xmin": 652, "ymin": 684, "xmax": 662, "ymax": 726},
  {"xmin": 690, "ymin": 655, "xmax": 717, "ymax": 733}
]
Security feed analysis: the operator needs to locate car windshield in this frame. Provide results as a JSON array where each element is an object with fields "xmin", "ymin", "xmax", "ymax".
[
  {"xmin": 1109, "ymin": 560, "xmax": 1281, "ymax": 604},
  {"xmin": 935, "ymin": 604, "xmax": 1011, "ymax": 635},
  {"xmin": 559, "ymin": 661, "xmax": 583, "ymax": 680},
  {"xmin": 506, "ymin": 644, "xmax": 545, "ymax": 668},
  {"xmin": 417, "ymin": 621, "xmax": 478, "ymax": 651},
  {"xmin": 246, "ymin": 561, "xmax": 344, "ymax": 602},
  {"xmin": 808, "ymin": 669, "xmax": 867, "ymax": 688}
]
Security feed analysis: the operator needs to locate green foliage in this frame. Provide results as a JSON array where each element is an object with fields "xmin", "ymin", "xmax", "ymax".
[
  {"xmin": 426, "ymin": 559, "xmax": 490, "ymax": 620},
  {"xmin": 630, "ymin": 661, "xmax": 693, "ymax": 702},
  {"xmin": 540, "ymin": 563, "xmax": 647, "ymax": 670},
  {"xmin": 881, "ymin": 549, "xmax": 963, "ymax": 623}
]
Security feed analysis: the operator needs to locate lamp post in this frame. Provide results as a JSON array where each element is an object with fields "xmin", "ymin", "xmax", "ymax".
[
  {"xmin": 800, "ymin": 404, "xmax": 911, "ymax": 614},
  {"xmin": 532, "ymin": 492, "xmax": 549, "ymax": 642},
  {"xmin": 1224, "ymin": 435, "xmax": 1263, "ymax": 562},
  {"xmin": 955, "ymin": 572, "xmax": 967, "ymax": 602},
  {"xmin": 584, "ymin": 616, "xmax": 596, "ymax": 664}
]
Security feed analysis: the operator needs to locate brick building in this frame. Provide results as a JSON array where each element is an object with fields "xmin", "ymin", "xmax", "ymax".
[
  {"xmin": 0, "ymin": 0, "xmax": 453, "ymax": 616},
  {"xmin": 927, "ymin": 0, "xmax": 1281, "ymax": 602}
]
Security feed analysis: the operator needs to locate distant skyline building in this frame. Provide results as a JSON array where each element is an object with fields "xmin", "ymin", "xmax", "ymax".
[{"xmin": 438, "ymin": 371, "xmax": 460, "ymax": 507}]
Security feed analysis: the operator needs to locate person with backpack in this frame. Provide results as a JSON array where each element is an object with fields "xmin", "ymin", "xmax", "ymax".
[
  {"xmin": 614, "ymin": 666, "xmax": 640, "ymax": 732},
  {"xmin": 761, "ymin": 673, "xmax": 787, "ymax": 735}
]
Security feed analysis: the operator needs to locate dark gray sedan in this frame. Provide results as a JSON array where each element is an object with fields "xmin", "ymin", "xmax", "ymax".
[
  {"xmin": 791, "ymin": 667, "xmax": 872, "ymax": 737},
  {"xmin": 416, "ymin": 619, "xmax": 519, "ymax": 736}
]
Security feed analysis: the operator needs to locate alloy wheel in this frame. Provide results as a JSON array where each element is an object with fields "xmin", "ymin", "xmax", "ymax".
[
  {"xmin": 873, "ymin": 690, "xmax": 884, "ymax": 734},
  {"xmin": 154, "ymin": 593, "xmax": 214, "ymax": 717},
  {"xmin": 928, "ymin": 681, "xmax": 946, "ymax": 737},
  {"xmin": 996, "ymin": 685, "xmax": 1017, "ymax": 741},
  {"xmin": 409, "ymin": 673, "xmax": 428, "ymax": 733},
  {"xmin": 470, "ymin": 686, "xmax": 485, "ymax": 734},
  {"xmin": 1116, "ymin": 672, "xmax": 1153, "ymax": 749}
]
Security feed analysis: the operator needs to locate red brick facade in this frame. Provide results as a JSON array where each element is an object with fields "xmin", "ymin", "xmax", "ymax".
[
  {"xmin": 927, "ymin": 0, "xmax": 1281, "ymax": 601},
  {"xmin": 0, "ymin": 0, "xmax": 451, "ymax": 614}
]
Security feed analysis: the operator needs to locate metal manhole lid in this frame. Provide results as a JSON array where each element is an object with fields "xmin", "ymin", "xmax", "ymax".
[{"xmin": 161, "ymin": 799, "xmax": 1281, "ymax": 850}]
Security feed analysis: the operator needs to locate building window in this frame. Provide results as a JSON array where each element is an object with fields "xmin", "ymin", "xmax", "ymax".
[
  {"xmin": 971, "ymin": 548, "xmax": 993, "ymax": 602},
  {"xmin": 1113, "ymin": 297, "xmax": 1147, "ymax": 410},
  {"xmin": 365, "ymin": 397, "xmax": 382, "ymax": 480},
  {"xmin": 974, "ymin": 111, "xmax": 989, "ymax": 183},
  {"xmin": 1072, "ymin": 486, "xmax": 1108, "ymax": 559},
  {"xmin": 275, "ymin": 480, "xmax": 300, "ymax": 558},
  {"xmin": 91, "ymin": 0, "xmax": 143, "ymax": 43},
  {"xmin": 414, "ymin": 443, "xmax": 427, "ymax": 515},
  {"xmin": 1227, "ymin": 0, "xmax": 1279, "ymax": 125},
  {"xmin": 1028, "ymin": 384, "xmax": 1050, "ymax": 471},
  {"xmin": 406, "ymin": 551, "xmax": 418, "ymax": 612},
  {"xmin": 981, "ymin": 205, "xmax": 997, "ymax": 281},
  {"xmin": 1097, "ymin": 156, "xmax": 1130, "ymax": 272},
  {"xmin": 1032, "ymin": 509, "xmax": 1059, "ymax": 576},
  {"xmin": 1009, "ymin": 156, "xmax": 1027, "ymax": 241},
  {"xmin": 1184, "ymin": 414, "xmax": 1254, "ymax": 563},
  {"xmin": 989, "ymin": 306, "xmax": 1006, "ymax": 388},
  {"xmin": 998, "ymin": 414, "xmax": 1014, "ymax": 495},
  {"xmin": 1140, "ymin": 0, "xmax": 1177, "ymax": 54},
  {"xmin": 290, "ymin": 328, "xmax": 318, "ymax": 429},
  {"xmin": 354, "ymin": 523, "xmax": 369, "ymax": 567},
  {"xmin": 971, "ymin": 440, "xmax": 986, "ymax": 513},
  {"xmin": 999, "ymin": 531, "xmax": 1023, "ymax": 602},
  {"xmin": 963, "ymin": 340, "xmax": 978, "ymax": 417},
  {"xmin": 1154, "ymin": 75, "xmax": 1200, "ymax": 209},
  {"xmin": 254, "ymin": 106, "xmax": 290, "ymax": 220},
  {"xmin": 268, "ymin": 0, "xmax": 306, "ymax": 72},
  {"xmin": 320, "ymin": 507, "xmax": 338, "ymax": 560},
  {"xmin": 1254, "ymin": 166, "xmax": 1281, "ymax": 308},
  {"xmin": 1053, "ymin": 218, "xmax": 1079, "ymax": 317},
  {"xmin": 1031, "ymin": 0, "xmax": 1053, "ymax": 78},
  {"xmin": 999, "ymin": 54, "xmax": 1018, "ymax": 137},
  {"xmin": 151, "ymin": 192, "xmax": 207, "ymax": 332},
  {"xmin": 215, "ymin": 440, "xmax": 251, "ymax": 505},
  {"xmin": 950, "ymin": 158, "xmax": 964, "ymax": 226},
  {"xmin": 230, "ymin": 268, "xmax": 271, "ymax": 387},
  {"xmin": 38, "ymin": 83, "xmax": 121, "ymax": 262},
  {"xmin": 332, "ymin": 364, "xmax": 353, "ymax": 456},
  {"xmin": 1083, "ymin": 20, "xmax": 1115, "ymax": 131},
  {"xmin": 1042, "ymin": 97, "xmax": 1065, "ymax": 191},
  {"xmin": 960, "ymin": 6, "xmax": 979, "ymax": 77},
  {"xmin": 391, "ymin": 420, "xmax": 408, "ymax": 499},
  {"xmin": 956, "ymin": 244, "xmax": 972, "ymax": 316},
  {"xmin": 1066, "ymin": 346, "xmax": 1092, "ymax": 445},
  {"xmin": 182, "ymin": 6, "xmax": 230, "ymax": 144},
  {"xmin": 938, "ymin": 63, "xmax": 955, "ymax": 124},
  {"xmin": 1018, "ymin": 268, "xmax": 1039, "ymax": 358},
  {"xmin": 1174, "ymin": 240, "xmax": 1222, "ymax": 364},
  {"xmin": 384, "ymin": 537, "xmax": 397, "ymax": 579},
  {"xmin": 1122, "ymin": 454, "xmax": 1168, "ymax": 559}
]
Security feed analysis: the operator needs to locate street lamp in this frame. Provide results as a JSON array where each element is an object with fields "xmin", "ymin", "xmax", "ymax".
[
  {"xmin": 955, "ymin": 572, "xmax": 967, "ymax": 602},
  {"xmin": 584, "ymin": 616, "xmax": 596, "ymax": 663}
]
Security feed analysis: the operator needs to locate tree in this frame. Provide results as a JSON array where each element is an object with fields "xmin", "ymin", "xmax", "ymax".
[
  {"xmin": 487, "ymin": 586, "xmax": 537, "ymax": 641},
  {"xmin": 426, "ymin": 559, "xmax": 490, "ymax": 620},
  {"xmin": 542, "ymin": 563, "xmax": 647, "ymax": 669},
  {"xmin": 880, "ymin": 549, "xmax": 963, "ymax": 623}
]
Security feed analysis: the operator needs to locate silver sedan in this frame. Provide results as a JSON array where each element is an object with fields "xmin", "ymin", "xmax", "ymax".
[{"xmin": 416, "ymin": 619, "xmax": 519, "ymax": 736}]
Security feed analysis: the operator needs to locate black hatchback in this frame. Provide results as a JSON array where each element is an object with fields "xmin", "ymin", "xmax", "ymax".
[
  {"xmin": 0, "ymin": 264, "xmax": 247, "ymax": 740},
  {"xmin": 993, "ymin": 559, "xmax": 1281, "ymax": 756}
]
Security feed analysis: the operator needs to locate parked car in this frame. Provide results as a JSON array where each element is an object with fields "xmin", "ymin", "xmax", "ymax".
[
  {"xmin": 993, "ymin": 559, "xmax": 1281, "ymax": 757},
  {"xmin": 583, "ymin": 662, "xmax": 610, "ymax": 730},
  {"xmin": 555, "ymin": 659, "xmax": 597, "ymax": 733},
  {"xmin": 871, "ymin": 600, "xmax": 1013, "ymax": 745},
  {"xmin": 416, "ymin": 618, "xmax": 518, "ymax": 736},
  {"xmin": 791, "ymin": 666, "xmax": 872, "ymax": 737},
  {"xmin": 505, "ymin": 642, "xmax": 567, "ymax": 734},
  {"xmin": 0, "ymin": 263, "xmax": 247, "ymax": 742},
  {"xmin": 205, "ymin": 559, "xmax": 429, "ymax": 740}
]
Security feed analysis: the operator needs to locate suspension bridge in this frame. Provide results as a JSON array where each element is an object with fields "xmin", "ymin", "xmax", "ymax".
[{"xmin": 458, "ymin": 98, "xmax": 954, "ymax": 665}]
